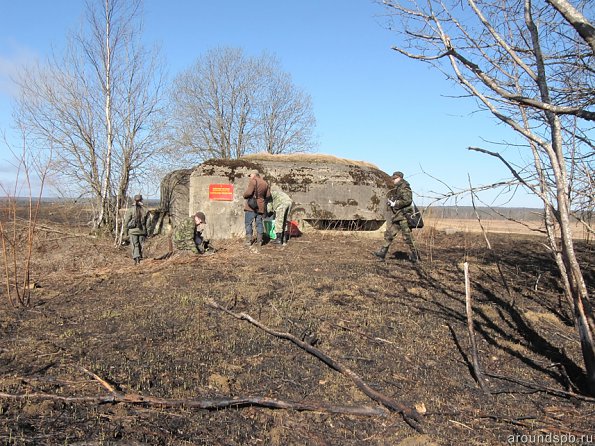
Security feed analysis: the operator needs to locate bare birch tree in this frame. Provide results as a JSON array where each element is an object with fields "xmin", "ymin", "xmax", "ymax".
[
  {"xmin": 168, "ymin": 47, "xmax": 316, "ymax": 162},
  {"xmin": 379, "ymin": 0, "xmax": 595, "ymax": 394},
  {"xmin": 13, "ymin": 0, "xmax": 166, "ymax": 231}
]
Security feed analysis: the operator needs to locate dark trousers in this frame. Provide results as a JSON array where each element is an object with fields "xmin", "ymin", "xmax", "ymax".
[{"xmin": 130, "ymin": 234, "xmax": 145, "ymax": 260}]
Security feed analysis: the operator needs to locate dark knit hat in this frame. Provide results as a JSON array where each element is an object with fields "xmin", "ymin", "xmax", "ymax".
[
  {"xmin": 134, "ymin": 194, "xmax": 143, "ymax": 202},
  {"xmin": 391, "ymin": 171, "xmax": 404, "ymax": 179},
  {"xmin": 194, "ymin": 211, "xmax": 206, "ymax": 223}
]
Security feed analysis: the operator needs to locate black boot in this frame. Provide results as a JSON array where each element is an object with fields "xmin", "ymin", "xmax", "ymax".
[
  {"xmin": 256, "ymin": 233, "xmax": 263, "ymax": 246},
  {"xmin": 373, "ymin": 247, "xmax": 389, "ymax": 261},
  {"xmin": 409, "ymin": 250, "xmax": 420, "ymax": 263},
  {"xmin": 272, "ymin": 233, "xmax": 283, "ymax": 244},
  {"xmin": 244, "ymin": 236, "xmax": 253, "ymax": 247}
]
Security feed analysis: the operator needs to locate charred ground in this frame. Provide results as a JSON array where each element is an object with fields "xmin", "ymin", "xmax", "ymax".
[{"xmin": 0, "ymin": 203, "xmax": 593, "ymax": 445}]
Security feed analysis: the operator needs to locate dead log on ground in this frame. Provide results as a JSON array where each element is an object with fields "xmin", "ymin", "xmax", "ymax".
[
  {"xmin": 0, "ymin": 390, "xmax": 389, "ymax": 417},
  {"xmin": 2, "ymin": 368, "xmax": 390, "ymax": 417}
]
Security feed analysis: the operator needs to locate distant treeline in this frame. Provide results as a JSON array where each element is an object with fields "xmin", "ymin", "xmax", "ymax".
[
  {"xmin": 421, "ymin": 206, "xmax": 544, "ymax": 221},
  {"xmin": 3, "ymin": 198, "xmax": 546, "ymax": 221},
  {"xmin": 1, "ymin": 197, "xmax": 161, "ymax": 207}
]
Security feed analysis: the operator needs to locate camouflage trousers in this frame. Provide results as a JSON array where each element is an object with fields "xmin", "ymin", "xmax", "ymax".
[
  {"xmin": 274, "ymin": 203, "xmax": 292, "ymax": 236},
  {"xmin": 382, "ymin": 218, "xmax": 416, "ymax": 252},
  {"xmin": 174, "ymin": 239, "xmax": 201, "ymax": 254}
]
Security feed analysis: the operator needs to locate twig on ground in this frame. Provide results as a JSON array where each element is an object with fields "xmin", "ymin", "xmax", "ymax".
[
  {"xmin": 205, "ymin": 298, "xmax": 423, "ymax": 432},
  {"xmin": 330, "ymin": 320, "xmax": 396, "ymax": 345},
  {"xmin": 485, "ymin": 372, "xmax": 595, "ymax": 403}
]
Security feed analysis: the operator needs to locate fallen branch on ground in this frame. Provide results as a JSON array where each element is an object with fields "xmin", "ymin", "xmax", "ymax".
[
  {"xmin": 485, "ymin": 372, "xmax": 595, "ymax": 403},
  {"xmin": 0, "ymin": 390, "xmax": 389, "ymax": 417},
  {"xmin": 206, "ymin": 298, "xmax": 423, "ymax": 432},
  {"xmin": 1, "ymin": 367, "xmax": 390, "ymax": 417}
]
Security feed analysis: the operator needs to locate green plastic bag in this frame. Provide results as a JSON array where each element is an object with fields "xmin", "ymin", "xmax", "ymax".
[{"xmin": 264, "ymin": 220, "xmax": 276, "ymax": 239}]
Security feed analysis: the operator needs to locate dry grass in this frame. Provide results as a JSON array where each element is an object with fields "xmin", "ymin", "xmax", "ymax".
[
  {"xmin": 424, "ymin": 217, "xmax": 589, "ymax": 240},
  {"xmin": 0, "ymin": 206, "xmax": 593, "ymax": 445},
  {"xmin": 242, "ymin": 152, "xmax": 382, "ymax": 169}
]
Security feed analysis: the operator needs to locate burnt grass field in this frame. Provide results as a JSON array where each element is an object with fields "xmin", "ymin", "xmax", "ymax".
[{"xmin": 0, "ymin": 203, "xmax": 594, "ymax": 445}]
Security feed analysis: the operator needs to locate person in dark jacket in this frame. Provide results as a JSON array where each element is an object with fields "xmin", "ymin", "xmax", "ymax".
[
  {"xmin": 123, "ymin": 194, "xmax": 148, "ymax": 265},
  {"xmin": 243, "ymin": 169, "xmax": 271, "ymax": 248},
  {"xmin": 373, "ymin": 172, "xmax": 419, "ymax": 263}
]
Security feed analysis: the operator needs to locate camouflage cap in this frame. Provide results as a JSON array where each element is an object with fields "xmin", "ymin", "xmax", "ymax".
[
  {"xmin": 134, "ymin": 194, "xmax": 143, "ymax": 202},
  {"xmin": 391, "ymin": 171, "xmax": 404, "ymax": 179},
  {"xmin": 194, "ymin": 211, "xmax": 206, "ymax": 223}
]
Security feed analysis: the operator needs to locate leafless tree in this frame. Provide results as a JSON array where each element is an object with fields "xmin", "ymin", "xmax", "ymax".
[
  {"xmin": 379, "ymin": 0, "xmax": 595, "ymax": 394},
  {"xmin": 168, "ymin": 47, "xmax": 317, "ymax": 162},
  {"xmin": 13, "ymin": 0, "xmax": 166, "ymax": 231},
  {"xmin": 257, "ymin": 64, "xmax": 317, "ymax": 155},
  {"xmin": 0, "ymin": 126, "xmax": 52, "ymax": 307}
]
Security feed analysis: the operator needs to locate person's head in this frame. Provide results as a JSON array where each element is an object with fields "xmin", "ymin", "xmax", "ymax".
[
  {"xmin": 248, "ymin": 169, "xmax": 260, "ymax": 179},
  {"xmin": 194, "ymin": 211, "xmax": 206, "ymax": 225},
  {"xmin": 391, "ymin": 171, "xmax": 404, "ymax": 184},
  {"xmin": 134, "ymin": 194, "xmax": 143, "ymax": 203}
]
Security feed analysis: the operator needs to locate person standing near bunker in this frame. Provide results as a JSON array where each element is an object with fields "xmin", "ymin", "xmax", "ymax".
[
  {"xmin": 123, "ymin": 194, "xmax": 148, "ymax": 265},
  {"xmin": 268, "ymin": 187, "xmax": 293, "ymax": 246},
  {"xmin": 373, "ymin": 171, "xmax": 419, "ymax": 263},
  {"xmin": 243, "ymin": 169, "xmax": 271, "ymax": 248}
]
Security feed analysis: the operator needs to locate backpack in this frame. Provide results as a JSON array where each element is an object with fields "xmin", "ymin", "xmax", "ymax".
[
  {"xmin": 405, "ymin": 203, "xmax": 424, "ymax": 229},
  {"xmin": 247, "ymin": 196, "xmax": 258, "ymax": 211},
  {"xmin": 127, "ymin": 216, "xmax": 139, "ymax": 229},
  {"xmin": 247, "ymin": 179, "xmax": 259, "ymax": 211},
  {"xmin": 127, "ymin": 205, "xmax": 145, "ymax": 230}
]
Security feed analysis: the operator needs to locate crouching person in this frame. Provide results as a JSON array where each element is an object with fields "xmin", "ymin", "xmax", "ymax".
[{"xmin": 173, "ymin": 211, "xmax": 215, "ymax": 255}]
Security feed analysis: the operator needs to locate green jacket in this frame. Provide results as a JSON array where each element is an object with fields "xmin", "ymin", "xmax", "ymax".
[
  {"xmin": 123, "ymin": 204, "xmax": 148, "ymax": 237},
  {"xmin": 387, "ymin": 179, "xmax": 413, "ymax": 222},
  {"xmin": 270, "ymin": 189, "xmax": 292, "ymax": 209}
]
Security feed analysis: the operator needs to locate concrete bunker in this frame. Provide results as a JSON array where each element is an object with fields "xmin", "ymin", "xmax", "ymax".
[{"xmin": 161, "ymin": 154, "xmax": 392, "ymax": 240}]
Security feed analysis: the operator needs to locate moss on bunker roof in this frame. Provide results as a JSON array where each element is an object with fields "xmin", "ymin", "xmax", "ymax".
[{"xmin": 202, "ymin": 158, "xmax": 262, "ymax": 170}]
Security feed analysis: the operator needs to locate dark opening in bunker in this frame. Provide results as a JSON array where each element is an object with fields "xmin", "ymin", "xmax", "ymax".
[{"xmin": 305, "ymin": 219, "xmax": 385, "ymax": 231}]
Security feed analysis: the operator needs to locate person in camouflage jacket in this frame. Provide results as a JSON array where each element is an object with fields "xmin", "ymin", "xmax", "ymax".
[
  {"xmin": 268, "ymin": 187, "xmax": 293, "ymax": 245},
  {"xmin": 373, "ymin": 172, "xmax": 419, "ymax": 263},
  {"xmin": 173, "ymin": 212, "xmax": 212, "ymax": 254},
  {"xmin": 123, "ymin": 194, "xmax": 148, "ymax": 265}
]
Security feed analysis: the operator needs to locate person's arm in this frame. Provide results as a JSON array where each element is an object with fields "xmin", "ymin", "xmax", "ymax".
[{"xmin": 393, "ymin": 184, "xmax": 413, "ymax": 210}]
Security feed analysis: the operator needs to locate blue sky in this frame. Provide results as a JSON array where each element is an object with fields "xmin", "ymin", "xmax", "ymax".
[{"xmin": 0, "ymin": 0, "xmax": 540, "ymax": 207}]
